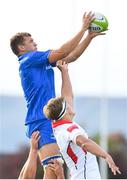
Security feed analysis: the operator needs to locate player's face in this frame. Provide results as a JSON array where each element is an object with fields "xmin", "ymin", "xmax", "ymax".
[{"xmin": 22, "ymin": 36, "xmax": 37, "ymax": 52}]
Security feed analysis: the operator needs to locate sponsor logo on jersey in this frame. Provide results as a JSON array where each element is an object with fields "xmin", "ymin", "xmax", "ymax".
[{"xmin": 67, "ymin": 124, "xmax": 79, "ymax": 132}]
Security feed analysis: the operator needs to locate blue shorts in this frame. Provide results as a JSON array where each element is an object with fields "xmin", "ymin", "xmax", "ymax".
[{"xmin": 25, "ymin": 119, "xmax": 56, "ymax": 149}]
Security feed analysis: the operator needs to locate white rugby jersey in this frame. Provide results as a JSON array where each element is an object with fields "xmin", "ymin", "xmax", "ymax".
[{"xmin": 52, "ymin": 119, "xmax": 101, "ymax": 179}]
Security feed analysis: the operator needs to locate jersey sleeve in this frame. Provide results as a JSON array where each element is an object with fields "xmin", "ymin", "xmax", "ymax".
[
  {"xmin": 67, "ymin": 123, "xmax": 88, "ymax": 144},
  {"xmin": 27, "ymin": 50, "xmax": 52, "ymax": 67},
  {"xmin": 48, "ymin": 50, "xmax": 57, "ymax": 67}
]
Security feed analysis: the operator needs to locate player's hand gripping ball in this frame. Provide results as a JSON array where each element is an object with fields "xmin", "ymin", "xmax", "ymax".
[{"xmin": 89, "ymin": 12, "xmax": 108, "ymax": 32}]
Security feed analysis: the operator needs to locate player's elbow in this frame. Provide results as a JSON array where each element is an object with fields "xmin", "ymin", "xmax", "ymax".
[
  {"xmin": 57, "ymin": 47, "xmax": 71, "ymax": 59},
  {"xmin": 49, "ymin": 49, "xmax": 68, "ymax": 63}
]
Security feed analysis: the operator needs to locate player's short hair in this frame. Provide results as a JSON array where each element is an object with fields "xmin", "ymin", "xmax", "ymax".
[
  {"xmin": 43, "ymin": 97, "xmax": 66, "ymax": 120},
  {"xmin": 10, "ymin": 32, "xmax": 31, "ymax": 56}
]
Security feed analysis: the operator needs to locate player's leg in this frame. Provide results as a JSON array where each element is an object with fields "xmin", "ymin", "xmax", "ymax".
[
  {"xmin": 37, "ymin": 120, "xmax": 63, "ymax": 179},
  {"xmin": 38, "ymin": 143, "xmax": 63, "ymax": 179}
]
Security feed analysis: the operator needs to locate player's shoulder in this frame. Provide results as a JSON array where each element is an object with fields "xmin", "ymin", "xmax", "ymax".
[
  {"xmin": 66, "ymin": 122, "xmax": 80, "ymax": 133},
  {"xmin": 23, "ymin": 50, "xmax": 46, "ymax": 58}
]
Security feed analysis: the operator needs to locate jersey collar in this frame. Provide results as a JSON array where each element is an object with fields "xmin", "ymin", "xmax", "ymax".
[{"xmin": 52, "ymin": 119, "xmax": 72, "ymax": 128}]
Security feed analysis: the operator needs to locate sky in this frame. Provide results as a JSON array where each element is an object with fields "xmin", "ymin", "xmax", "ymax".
[{"xmin": 0, "ymin": 0, "xmax": 127, "ymax": 97}]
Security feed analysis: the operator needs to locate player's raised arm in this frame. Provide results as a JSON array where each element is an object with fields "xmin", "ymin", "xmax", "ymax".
[
  {"xmin": 57, "ymin": 61, "xmax": 75, "ymax": 120},
  {"xmin": 60, "ymin": 30, "xmax": 106, "ymax": 64},
  {"xmin": 18, "ymin": 131, "xmax": 40, "ymax": 179},
  {"xmin": 49, "ymin": 12, "xmax": 94, "ymax": 63}
]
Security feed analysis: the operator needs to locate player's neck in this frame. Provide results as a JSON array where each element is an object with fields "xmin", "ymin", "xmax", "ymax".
[{"xmin": 61, "ymin": 114, "xmax": 72, "ymax": 121}]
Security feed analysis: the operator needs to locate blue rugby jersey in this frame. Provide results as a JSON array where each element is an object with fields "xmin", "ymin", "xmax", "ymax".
[{"xmin": 18, "ymin": 50, "xmax": 56, "ymax": 125}]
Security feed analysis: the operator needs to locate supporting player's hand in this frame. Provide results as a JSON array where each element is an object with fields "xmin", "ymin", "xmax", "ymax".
[
  {"xmin": 82, "ymin": 11, "xmax": 95, "ymax": 31},
  {"xmin": 48, "ymin": 160, "xmax": 64, "ymax": 179},
  {"xmin": 106, "ymin": 154, "xmax": 121, "ymax": 175},
  {"xmin": 57, "ymin": 60, "xmax": 68, "ymax": 72},
  {"xmin": 87, "ymin": 30, "xmax": 107, "ymax": 39},
  {"xmin": 30, "ymin": 131, "xmax": 40, "ymax": 152}
]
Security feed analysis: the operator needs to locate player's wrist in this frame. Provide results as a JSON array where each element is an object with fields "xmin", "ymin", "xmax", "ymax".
[
  {"xmin": 61, "ymin": 68, "xmax": 68, "ymax": 73},
  {"xmin": 81, "ymin": 27, "xmax": 87, "ymax": 33},
  {"xmin": 86, "ymin": 33, "xmax": 94, "ymax": 40},
  {"xmin": 103, "ymin": 152, "xmax": 110, "ymax": 160}
]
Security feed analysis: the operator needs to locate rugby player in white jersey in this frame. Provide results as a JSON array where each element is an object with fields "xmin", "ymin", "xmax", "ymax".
[{"xmin": 43, "ymin": 61, "xmax": 121, "ymax": 179}]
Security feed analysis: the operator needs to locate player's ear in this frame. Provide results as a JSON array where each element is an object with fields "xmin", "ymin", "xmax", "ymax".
[{"xmin": 18, "ymin": 44, "xmax": 26, "ymax": 52}]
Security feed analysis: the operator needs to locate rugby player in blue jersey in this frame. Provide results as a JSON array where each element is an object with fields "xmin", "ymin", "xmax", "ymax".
[{"xmin": 10, "ymin": 11, "xmax": 106, "ymax": 179}]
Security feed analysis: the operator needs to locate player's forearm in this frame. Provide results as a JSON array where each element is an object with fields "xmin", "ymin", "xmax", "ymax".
[
  {"xmin": 61, "ymin": 69, "xmax": 73, "ymax": 100},
  {"xmin": 60, "ymin": 11, "xmax": 94, "ymax": 57},
  {"xmin": 28, "ymin": 149, "xmax": 38, "ymax": 159},
  {"xmin": 22, "ymin": 150, "xmax": 38, "ymax": 179},
  {"xmin": 82, "ymin": 139, "xmax": 109, "ymax": 159},
  {"xmin": 18, "ymin": 163, "xmax": 27, "ymax": 179},
  {"xmin": 49, "ymin": 29, "xmax": 88, "ymax": 63},
  {"xmin": 60, "ymin": 29, "xmax": 86, "ymax": 58},
  {"xmin": 76, "ymin": 135, "xmax": 108, "ymax": 159},
  {"xmin": 63, "ymin": 34, "xmax": 92, "ymax": 63}
]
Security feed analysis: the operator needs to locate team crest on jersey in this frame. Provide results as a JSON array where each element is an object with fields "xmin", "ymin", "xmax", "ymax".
[
  {"xmin": 46, "ymin": 64, "xmax": 52, "ymax": 70},
  {"xmin": 67, "ymin": 124, "xmax": 79, "ymax": 132},
  {"xmin": 50, "ymin": 133, "xmax": 56, "ymax": 140}
]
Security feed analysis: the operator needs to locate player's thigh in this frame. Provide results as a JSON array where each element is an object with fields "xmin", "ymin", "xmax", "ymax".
[
  {"xmin": 38, "ymin": 122, "xmax": 60, "ymax": 160},
  {"xmin": 25, "ymin": 119, "xmax": 57, "ymax": 148},
  {"xmin": 25, "ymin": 119, "xmax": 61, "ymax": 159},
  {"xmin": 38, "ymin": 143, "xmax": 60, "ymax": 160}
]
